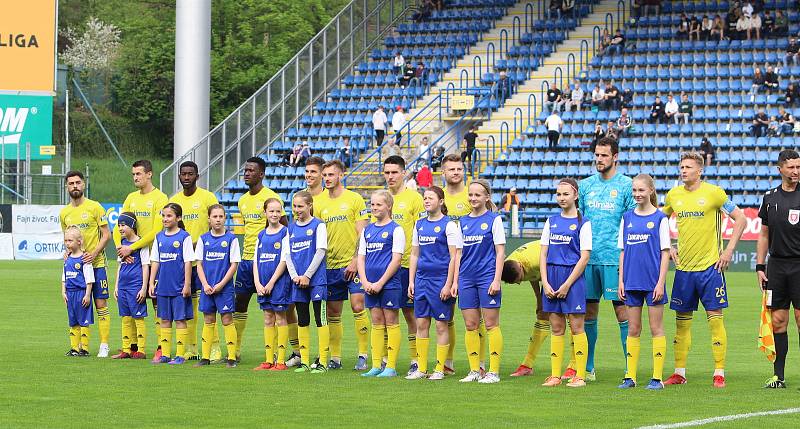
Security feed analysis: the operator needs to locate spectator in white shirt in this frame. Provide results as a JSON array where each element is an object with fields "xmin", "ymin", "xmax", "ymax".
[
  {"xmin": 417, "ymin": 136, "xmax": 430, "ymax": 158},
  {"xmin": 372, "ymin": 105, "xmax": 388, "ymax": 145},
  {"xmin": 544, "ymin": 111, "xmax": 563, "ymax": 149},
  {"xmin": 664, "ymin": 94, "xmax": 679, "ymax": 125},
  {"xmin": 591, "ymin": 84, "xmax": 605, "ymax": 109},
  {"xmin": 567, "ymin": 83, "xmax": 584, "ymax": 111},
  {"xmin": 391, "ymin": 106, "xmax": 408, "ymax": 145},
  {"xmin": 393, "ymin": 52, "xmax": 405, "ymax": 75}
]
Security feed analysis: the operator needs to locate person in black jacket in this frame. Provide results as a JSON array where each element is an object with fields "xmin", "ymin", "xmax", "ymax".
[
  {"xmin": 764, "ymin": 66, "xmax": 779, "ymax": 92},
  {"xmin": 649, "ymin": 96, "xmax": 665, "ymax": 123}
]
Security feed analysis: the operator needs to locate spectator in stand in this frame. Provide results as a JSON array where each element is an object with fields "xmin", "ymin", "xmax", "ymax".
[
  {"xmin": 416, "ymin": 163, "xmax": 433, "ymax": 191},
  {"xmin": 549, "ymin": 0, "xmax": 563, "ymax": 20},
  {"xmin": 393, "ymin": 52, "xmax": 405, "ymax": 76},
  {"xmin": 429, "ymin": 144, "xmax": 445, "ymax": 172},
  {"xmin": 413, "ymin": 0, "xmax": 433, "ymax": 22},
  {"xmin": 391, "ymin": 106, "xmax": 407, "ymax": 145},
  {"xmin": 614, "ymin": 108, "xmax": 633, "ymax": 136},
  {"xmin": 604, "ymin": 81, "xmax": 621, "ymax": 110},
  {"xmin": 786, "ymin": 82, "xmax": 799, "ymax": 107},
  {"xmin": 493, "ymin": 71, "xmax": 513, "ymax": 102},
  {"xmin": 675, "ymin": 93, "xmax": 693, "ymax": 124},
  {"xmin": 736, "ymin": 10, "xmax": 753, "ymax": 40},
  {"xmin": 699, "ymin": 136, "xmax": 714, "ymax": 166},
  {"xmin": 608, "ymin": 29, "xmax": 626, "ymax": 55},
  {"xmin": 336, "ymin": 137, "xmax": 353, "ymax": 168},
  {"xmin": 461, "ymin": 126, "xmax": 486, "ymax": 165},
  {"xmin": 544, "ymin": 110, "xmax": 563, "ymax": 149},
  {"xmin": 649, "ymin": 96, "xmax": 665, "ymax": 123},
  {"xmin": 290, "ymin": 143, "xmax": 311, "ymax": 167},
  {"xmin": 566, "ymin": 82, "xmax": 584, "ymax": 111},
  {"xmin": 500, "ymin": 187, "xmax": 521, "ymax": 213},
  {"xmin": 591, "ymin": 83, "xmax": 605, "ymax": 109},
  {"xmin": 598, "ymin": 29, "xmax": 612, "ymax": 55},
  {"xmin": 764, "ymin": 66, "xmax": 779, "ymax": 92},
  {"xmin": 751, "ymin": 67, "xmax": 765, "ymax": 95},
  {"xmin": 545, "ymin": 85, "xmax": 565, "ymax": 112},
  {"xmin": 762, "ymin": 11, "xmax": 774, "ymax": 35},
  {"xmin": 592, "ymin": 121, "xmax": 606, "ymax": 145},
  {"xmin": 767, "ymin": 116, "xmax": 781, "ymax": 136},
  {"xmin": 287, "ymin": 143, "xmax": 302, "ymax": 166},
  {"xmin": 621, "ymin": 88, "xmax": 634, "ymax": 109},
  {"xmin": 431, "ymin": 0, "xmax": 443, "ymax": 11},
  {"xmin": 664, "ymin": 94, "xmax": 679, "ymax": 125},
  {"xmin": 415, "ymin": 62, "xmax": 426, "ymax": 82},
  {"xmin": 774, "ymin": 11, "xmax": 789, "ymax": 37},
  {"xmin": 785, "ymin": 37, "xmax": 799, "ymax": 67},
  {"xmin": 642, "ymin": 0, "xmax": 661, "ymax": 16},
  {"xmin": 605, "ymin": 120, "xmax": 619, "ymax": 140},
  {"xmin": 700, "ymin": 16, "xmax": 712, "ymax": 40},
  {"xmin": 676, "ymin": 13, "xmax": 690, "ymax": 39},
  {"xmin": 779, "ymin": 107, "xmax": 796, "ymax": 135},
  {"xmin": 372, "ymin": 105, "xmax": 388, "ymax": 146},
  {"xmin": 726, "ymin": 10, "xmax": 741, "ymax": 40},
  {"xmin": 417, "ymin": 136, "xmax": 430, "ymax": 159},
  {"xmin": 711, "ymin": 15, "xmax": 725, "ymax": 41},
  {"xmin": 750, "ymin": 11, "xmax": 762, "ymax": 40},
  {"xmin": 400, "ymin": 62, "xmax": 416, "ymax": 88},
  {"xmin": 561, "ymin": 0, "xmax": 575, "ymax": 16},
  {"xmin": 752, "ymin": 109, "xmax": 770, "ymax": 137},
  {"xmin": 688, "ymin": 17, "xmax": 701, "ymax": 41}
]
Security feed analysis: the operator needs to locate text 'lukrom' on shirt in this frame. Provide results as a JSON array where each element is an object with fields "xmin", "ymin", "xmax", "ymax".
[
  {"xmin": 459, "ymin": 211, "xmax": 506, "ymax": 281},
  {"xmin": 314, "ymin": 189, "xmax": 369, "ymax": 269},
  {"xmin": 578, "ymin": 173, "xmax": 634, "ymax": 265},
  {"xmin": 358, "ymin": 221, "xmax": 406, "ymax": 287},
  {"xmin": 617, "ymin": 210, "xmax": 670, "ymax": 291},
  {"xmin": 412, "ymin": 217, "xmax": 463, "ymax": 280},
  {"xmin": 662, "ymin": 182, "xmax": 736, "ymax": 271},
  {"xmin": 195, "ymin": 231, "xmax": 241, "ymax": 288},
  {"xmin": 238, "ymin": 187, "xmax": 283, "ymax": 260},
  {"xmin": 118, "ymin": 238, "xmax": 150, "ymax": 290},
  {"xmin": 541, "ymin": 214, "xmax": 592, "ymax": 265},
  {"xmin": 63, "ymin": 256, "xmax": 96, "ymax": 291},
  {"xmin": 151, "ymin": 229, "xmax": 195, "ymax": 296},
  {"xmin": 255, "ymin": 227, "xmax": 291, "ymax": 289}
]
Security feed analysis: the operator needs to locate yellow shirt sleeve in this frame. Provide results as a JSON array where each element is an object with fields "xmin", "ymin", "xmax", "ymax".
[
  {"xmin": 662, "ymin": 189, "xmax": 674, "ymax": 216},
  {"xmin": 131, "ymin": 191, "xmax": 168, "ymax": 251},
  {"xmin": 354, "ymin": 193, "xmax": 369, "ymax": 221}
]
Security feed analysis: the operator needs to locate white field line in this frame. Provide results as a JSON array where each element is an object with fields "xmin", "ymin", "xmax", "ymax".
[{"xmin": 636, "ymin": 407, "xmax": 800, "ymax": 429}]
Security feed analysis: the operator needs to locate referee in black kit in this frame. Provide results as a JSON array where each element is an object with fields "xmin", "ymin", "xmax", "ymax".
[{"xmin": 756, "ymin": 149, "xmax": 800, "ymax": 389}]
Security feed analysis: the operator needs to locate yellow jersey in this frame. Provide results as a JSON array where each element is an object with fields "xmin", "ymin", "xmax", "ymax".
[
  {"xmin": 115, "ymin": 187, "xmax": 169, "ymax": 251},
  {"xmin": 316, "ymin": 189, "xmax": 369, "ymax": 269},
  {"xmin": 663, "ymin": 181, "xmax": 737, "ymax": 272},
  {"xmin": 444, "ymin": 187, "xmax": 471, "ymax": 221},
  {"xmin": 506, "ymin": 240, "xmax": 541, "ymax": 283},
  {"xmin": 238, "ymin": 186, "xmax": 283, "ymax": 260},
  {"xmin": 386, "ymin": 188, "xmax": 425, "ymax": 268},
  {"xmin": 169, "ymin": 187, "xmax": 219, "ymax": 244},
  {"xmin": 60, "ymin": 198, "xmax": 109, "ymax": 268}
]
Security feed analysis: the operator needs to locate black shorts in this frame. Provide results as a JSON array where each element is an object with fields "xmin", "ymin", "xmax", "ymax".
[
  {"xmin": 766, "ymin": 257, "xmax": 800, "ymax": 310},
  {"xmin": 375, "ymin": 130, "xmax": 385, "ymax": 141}
]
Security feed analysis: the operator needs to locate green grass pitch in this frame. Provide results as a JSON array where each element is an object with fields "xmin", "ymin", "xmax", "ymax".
[{"xmin": 2, "ymin": 261, "xmax": 799, "ymax": 428}]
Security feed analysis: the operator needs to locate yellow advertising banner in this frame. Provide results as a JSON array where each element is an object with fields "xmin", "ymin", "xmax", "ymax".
[
  {"xmin": 0, "ymin": 0, "xmax": 57, "ymax": 93},
  {"xmin": 451, "ymin": 95, "xmax": 475, "ymax": 111}
]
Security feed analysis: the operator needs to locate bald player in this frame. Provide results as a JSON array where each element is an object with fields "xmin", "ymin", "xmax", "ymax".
[{"xmin": 500, "ymin": 240, "xmax": 551, "ymax": 376}]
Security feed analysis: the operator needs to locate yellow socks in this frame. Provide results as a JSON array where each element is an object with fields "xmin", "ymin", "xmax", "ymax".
[
  {"xmin": 386, "ymin": 324, "xmax": 401, "ymax": 370},
  {"xmin": 447, "ymin": 320, "xmax": 456, "ymax": 361},
  {"xmin": 211, "ymin": 323, "xmax": 220, "ymax": 356},
  {"xmin": 465, "ymin": 329, "xmax": 481, "ymax": 372},
  {"xmin": 318, "ymin": 324, "xmax": 331, "ymax": 365},
  {"xmin": 160, "ymin": 327, "xmax": 172, "ymax": 358},
  {"xmin": 354, "ymin": 310, "xmax": 371, "ymax": 356},
  {"xmin": 185, "ymin": 293, "xmax": 199, "ymax": 356},
  {"xmin": 134, "ymin": 318, "xmax": 146, "ymax": 352},
  {"xmin": 487, "ymin": 326, "xmax": 503, "ymax": 374},
  {"xmin": 298, "ymin": 325, "xmax": 311, "ymax": 366},
  {"xmin": 674, "ymin": 314, "xmax": 693, "ymax": 370},
  {"xmin": 328, "ymin": 315, "xmax": 343, "ymax": 359},
  {"xmin": 121, "ymin": 316, "xmax": 133, "ymax": 353},
  {"xmin": 154, "ymin": 317, "xmax": 162, "ymax": 345},
  {"xmin": 478, "ymin": 319, "xmax": 487, "ymax": 366},
  {"xmin": 80, "ymin": 326, "xmax": 90, "ymax": 351},
  {"xmin": 573, "ymin": 332, "xmax": 588, "ymax": 379},
  {"xmin": 522, "ymin": 320, "xmax": 550, "ymax": 368},
  {"xmin": 223, "ymin": 323, "xmax": 237, "ymax": 361},
  {"xmin": 435, "ymin": 343, "xmax": 449, "ymax": 373},
  {"xmin": 653, "ymin": 336, "xmax": 666, "ymax": 381},
  {"xmin": 264, "ymin": 325, "xmax": 276, "ymax": 363},
  {"xmin": 567, "ymin": 327, "xmax": 577, "ymax": 371},
  {"xmin": 176, "ymin": 327, "xmax": 187, "ymax": 358},
  {"xmin": 408, "ymin": 333, "xmax": 417, "ymax": 363},
  {"xmin": 233, "ymin": 312, "xmax": 248, "ymax": 355},
  {"xmin": 202, "ymin": 322, "xmax": 215, "ymax": 360},
  {"xmin": 288, "ymin": 322, "xmax": 299, "ymax": 354},
  {"xmin": 416, "ymin": 337, "xmax": 430, "ymax": 373},
  {"xmin": 276, "ymin": 324, "xmax": 289, "ymax": 364},
  {"xmin": 371, "ymin": 325, "xmax": 386, "ymax": 369},
  {"xmin": 708, "ymin": 314, "xmax": 727, "ymax": 371},
  {"xmin": 96, "ymin": 307, "xmax": 110, "ymax": 345},
  {"xmin": 625, "ymin": 336, "xmax": 641, "ymax": 382},
  {"xmin": 550, "ymin": 334, "xmax": 565, "ymax": 378},
  {"xmin": 69, "ymin": 326, "xmax": 80, "ymax": 350}
]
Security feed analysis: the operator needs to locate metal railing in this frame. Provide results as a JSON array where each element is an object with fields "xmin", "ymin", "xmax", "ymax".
[{"xmin": 160, "ymin": 0, "xmax": 416, "ymax": 194}]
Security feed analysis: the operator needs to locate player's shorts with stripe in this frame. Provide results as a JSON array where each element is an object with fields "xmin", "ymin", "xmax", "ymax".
[
  {"xmin": 67, "ymin": 290, "xmax": 94, "ymax": 327},
  {"xmin": 157, "ymin": 295, "xmax": 194, "ymax": 321},
  {"xmin": 670, "ymin": 265, "xmax": 728, "ymax": 312},
  {"xmin": 365, "ymin": 286, "xmax": 403, "ymax": 309},
  {"xmin": 117, "ymin": 288, "xmax": 148, "ymax": 318},
  {"xmin": 542, "ymin": 264, "xmax": 586, "ymax": 314},
  {"xmin": 257, "ymin": 280, "xmax": 293, "ymax": 312},
  {"xmin": 624, "ymin": 289, "xmax": 669, "ymax": 307},
  {"xmin": 766, "ymin": 257, "xmax": 800, "ymax": 310},
  {"xmin": 414, "ymin": 276, "xmax": 455, "ymax": 320},
  {"xmin": 234, "ymin": 260, "xmax": 256, "ymax": 294},
  {"xmin": 327, "ymin": 267, "xmax": 363, "ymax": 301},
  {"xmin": 292, "ymin": 284, "xmax": 328, "ymax": 303},
  {"xmin": 199, "ymin": 287, "xmax": 235, "ymax": 314},
  {"xmin": 92, "ymin": 267, "xmax": 110, "ymax": 300},
  {"xmin": 585, "ymin": 264, "xmax": 619, "ymax": 301},
  {"xmin": 458, "ymin": 275, "xmax": 501, "ymax": 309},
  {"xmin": 398, "ymin": 267, "xmax": 414, "ymax": 308}
]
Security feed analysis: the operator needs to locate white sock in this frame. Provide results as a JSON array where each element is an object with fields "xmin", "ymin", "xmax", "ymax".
[{"xmin": 674, "ymin": 368, "xmax": 686, "ymax": 377}]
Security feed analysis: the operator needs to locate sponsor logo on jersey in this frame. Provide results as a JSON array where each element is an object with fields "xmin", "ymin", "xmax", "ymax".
[
  {"xmin": 677, "ymin": 210, "xmax": 705, "ymax": 219},
  {"xmin": 366, "ymin": 242, "xmax": 385, "ymax": 253},
  {"xmin": 291, "ymin": 240, "xmax": 311, "ymax": 252},
  {"xmin": 258, "ymin": 252, "xmax": 278, "ymax": 263},
  {"xmin": 418, "ymin": 235, "xmax": 437, "ymax": 245},
  {"xmin": 205, "ymin": 251, "xmax": 227, "ymax": 262},
  {"xmin": 626, "ymin": 233, "xmax": 650, "ymax": 245},
  {"xmin": 462, "ymin": 235, "xmax": 484, "ymax": 246},
  {"xmin": 549, "ymin": 234, "xmax": 572, "ymax": 245},
  {"xmin": 159, "ymin": 252, "xmax": 179, "ymax": 262},
  {"xmin": 587, "ymin": 200, "xmax": 616, "ymax": 210}
]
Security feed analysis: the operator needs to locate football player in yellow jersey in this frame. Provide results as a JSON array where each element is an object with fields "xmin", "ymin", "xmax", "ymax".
[
  {"xmin": 113, "ymin": 159, "xmax": 169, "ymax": 361},
  {"xmin": 383, "ymin": 156, "xmax": 425, "ymax": 375},
  {"xmin": 317, "ymin": 160, "xmax": 370, "ymax": 370},
  {"xmin": 234, "ymin": 156, "xmax": 285, "ymax": 361},
  {"xmin": 169, "ymin": 161, "xmax": 220, "ymax": 361},
  {"xmin": 501, "ymin": 240, "xmax": 552, "ymax": 377},
  {"xmin": 60, "ymin": 171, "xmax": 112, "ymax": 357},
  {"xmin": 661, "ymin": 152, "xmax": 746, "ymax": 388}
]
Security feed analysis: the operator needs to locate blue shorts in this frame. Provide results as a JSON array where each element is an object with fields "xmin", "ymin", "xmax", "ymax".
[
  {"xmin": 156, "ymin": 295, "xmax": 194, "ymax": 321},
  {"xmin": 414, "ymin": 278, "xmax": 455, "ymax": 320},
  {"xmin": 585, "ymin": 264, "xmax": 619, "ymax": 301},
  {"xmin": 398, "ymin": 267, "xmax": 414, "ymax": 309},
  {"xmin": 543, "ymin": 265, "xmax": 586, "ymax": 314},
  {"xmin": 366, "ymin": 287, "xmax": 403, "ymax": 309},
  {"xmin": 457, "ymin": 276, "xmax": 501, "ymax": 309},
  {"xmin": 327, "ymin": 267, "xmax": 363, "ymax": 301},
  {"xmin": 234, "ymin": 260, "xmax": 256, "ymax": 294},
  {"xmin": 292, "ymin": 284, "xmax": 328, "ymax": 303},
  {"xmin": 670, "ymin": 266, "xmax": 728, "ymax": 312},
  {"xmin": 67, "ymin": 290, "xmax": 94, "ymax": 327},
  {"xmin": 191, "ymin": 267, "xmax": 201, "ymax": 293},
  {"xmin": 257, "ymin": 278, "xmax": 293, "ymax": 312},
  {"xmin": 92, "ymin": 267, "xmax": 110, "ymax": 300},
  {"xmin": 117, "ymin": 288, "xmax": 148, "ymax": 318},
  {"xmin": 625, "ymin": 289, "xmax": 669, "ymax": 307},
  {"xmin": 199, "ymin": 288, "xmax": 235, "ymax": 314}
]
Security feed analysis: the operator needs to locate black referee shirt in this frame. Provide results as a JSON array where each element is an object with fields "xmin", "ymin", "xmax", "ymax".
[{"xmin": 759, "ymin": 185, "xmax": 800, "ymax": 258}]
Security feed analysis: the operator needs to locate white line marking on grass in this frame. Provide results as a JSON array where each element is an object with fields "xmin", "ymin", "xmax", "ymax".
[{"xmin": 637, "ymin": 408, "xmax": 800, "ymax": 429}]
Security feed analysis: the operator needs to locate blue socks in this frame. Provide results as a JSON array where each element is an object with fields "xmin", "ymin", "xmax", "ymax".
[{"xmin": 585, "ymin": 319, "xmax": 598, "ymax": 372}]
